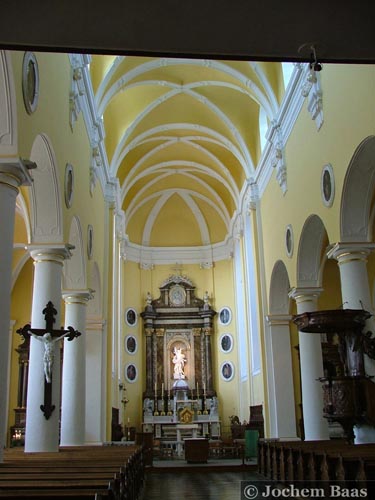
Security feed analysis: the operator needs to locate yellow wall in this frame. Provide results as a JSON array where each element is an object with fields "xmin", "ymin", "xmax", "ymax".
[
  {"xmin": 260, "ymin": 64, "xmax": 375, "ymax": 293},
  {"xmin": 121, "ymin": 259, "xmax": 242, "ymax": 432}
]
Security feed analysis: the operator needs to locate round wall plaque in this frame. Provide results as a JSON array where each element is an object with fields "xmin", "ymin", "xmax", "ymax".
[
  {"xmin": 22, "ymin": 52, "xmax": 39, "ymax": 114},
  {"xmin": 285, "ymin": 224, "xmax": 294, "ymax": 258},
  {"xmin": 169, "ymin": 285, "xmax": 186, "ymax": 306},
  {"xmin": 321, "ymin": 163, "xmax": 335, "ymax": 207},
  {"xmin": 64, "ymin": 163, "xmax": 74, "ymax": 209}
]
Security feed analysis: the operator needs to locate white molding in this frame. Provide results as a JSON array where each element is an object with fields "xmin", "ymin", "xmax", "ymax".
[
  {"xmin": 0, "ymin": 51, "xmax": 18, "ymax": 156},
  {"xmin": 115, "ymin": 123, "xmax": 248, "ymax": 176},
  {"xmin": 126, "ymin": 238, "xmax": 233, "ymax": 265},
  {"xmin": 255, "ymin": 63, "xmax": 310, "ymax": 197},
  {"xmin": 68, "ymin": 54, "xmax": 113, "ymax": 207}
]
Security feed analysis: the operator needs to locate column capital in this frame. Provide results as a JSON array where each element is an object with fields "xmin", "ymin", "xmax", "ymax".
[
  {"xmin": 28, "ymin": 244, "xmax": 74, "ymax": 264},
  {"xmin": 266, "ymin": 314, "xmax": 293, "ymax": 326},
  {"xmin": 327, "ymin": 242, "xmax": 375, "ymax": 264},
  {"xmin": 288, "ymin": 287, "xmax": 324, "ymax": 303},
  {"xmin": 0, "ymin": 157, "xmax": 34, "ymax": 190},
  {"xmin": 62, "ymin": 289, "xmax": 95, "ymax": 305}
]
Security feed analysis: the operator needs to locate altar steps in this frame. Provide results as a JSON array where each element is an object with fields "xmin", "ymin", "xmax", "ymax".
[{"xmin": 148, "ymin": 457, "xmax": 257, "ymax": 472}]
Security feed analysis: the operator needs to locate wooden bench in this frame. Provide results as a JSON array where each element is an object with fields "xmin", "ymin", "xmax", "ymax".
[{"xmin": 0, "ymin": 445, "xmax": 145, "ymax": 500}]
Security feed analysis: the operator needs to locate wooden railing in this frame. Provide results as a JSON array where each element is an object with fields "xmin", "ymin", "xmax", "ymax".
[{"xmin": 258, "ymin": 438, "xmax": 375, "ymax": 491}]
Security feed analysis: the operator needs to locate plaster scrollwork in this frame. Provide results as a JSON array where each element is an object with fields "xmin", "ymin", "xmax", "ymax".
[
  {"xmin": 269, "ymin": 123, "xmax": 287, "ymax": 194},
  {"xmin": 92, "ymin": 146, "xmax": 100, "ymax": 166},
  {"xmin": 119, "ymin": 237, "xmax": 127, "ymax": 261},
  {"xmin": 301, "ymin": 69, "xmax": 324, "ymax": 130},
  {"xmin": 139, "ymin": 262, "xmax": 155, "ymax": 270},
  {"xmin": 161, "ymin": 275, "xmax": 194, "ymax": 287},
  {"xmin": 89, "ymin": 164, "xmax": 98, "ymax": 197},
  {"xmin": 200, "ymin": 261, "xmax": 213, "ymax": 269},
  {"xmin": 69, "ymin": 58, "xmax": 87, "ymax": 130},
  {"xmin": 232, "ymin": 212, "xmax": 244, "ymax": 241},
  {"xmin": 276, "ymin": 163, "xmax": 287, "ymax": 195},
  {"xmin": 245, "ymin": 180, "xmax": 259, "ymax": 212},
  {"xmin": 301, "ymin": 69, "xmax": 317, "ymax": 97},
  {"xmin": 115, "ymin": 210, "xmax": 126, "ymax": 239}
]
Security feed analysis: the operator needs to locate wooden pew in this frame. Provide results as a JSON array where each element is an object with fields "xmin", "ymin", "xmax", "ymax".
[{"xmin": 0, "ymin": 445, "xmax": 144, "ymax": 500}]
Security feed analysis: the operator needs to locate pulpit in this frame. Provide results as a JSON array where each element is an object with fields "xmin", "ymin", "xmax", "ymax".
[{"xmin": 293, "ymin": 308, "xmax": 375, "ymax": 442}]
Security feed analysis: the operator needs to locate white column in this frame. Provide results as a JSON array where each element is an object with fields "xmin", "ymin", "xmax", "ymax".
[
  {"xmin": 0, "ymin": 160, "xmax": 32, "ymax": 461},
  {"xmin": 60, "ymin": 290, "xmax": 93, "ymax": 446},
  {"xmin": 289, "ymin": 288, "xmax": 329, "ymax": 440},
  {"xmin": 265, "ymin": 314, "xmax": 298, "ymax": 439},
  {"xmin": 25, "ymin": 245, "xmax": 72, "ymax": 452},
  {"xmin": 328, "ymin": 242, "xmax": 375, "ymax": 443}
]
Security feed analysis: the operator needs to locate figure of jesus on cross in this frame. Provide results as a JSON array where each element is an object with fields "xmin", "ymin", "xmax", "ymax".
[
  {"xmin": 17, "ymin": 301, "xmax": 81, "ymax": 419},
  {"xmin": 30, "ymin": 331, "xmax": 71, "ymax": 383}
]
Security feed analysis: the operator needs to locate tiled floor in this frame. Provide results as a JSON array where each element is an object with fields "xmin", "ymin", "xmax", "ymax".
[
  {"xmin": 144, "ymin": 458, "xmax": 261, "ymax": 499},
  {"xmin": 144, "ymin": 469, "xmax": 263, "ymax": 499}
]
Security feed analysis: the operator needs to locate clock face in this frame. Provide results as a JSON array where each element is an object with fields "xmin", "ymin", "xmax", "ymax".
[{"xmin": 169, "ymin": 285, "xmax": 186, "ymax": 306}]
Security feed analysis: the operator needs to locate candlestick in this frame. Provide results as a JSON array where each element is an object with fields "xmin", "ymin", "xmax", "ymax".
[
  {"xmin": 203, "ymin": 382, "xmax": 206, "ymax": 396},
  {"xmin": 196, "ymin": 381, "xmax": 199, "ymax": 396},
  {"xmin": 162, "ymin": 383, "xmax": 164, "ymax": 395}
]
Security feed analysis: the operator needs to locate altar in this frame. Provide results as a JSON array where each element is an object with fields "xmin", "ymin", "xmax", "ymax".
[{"xmin": 142, "ymin": 396, "xmax": 221, "ymax": 456}]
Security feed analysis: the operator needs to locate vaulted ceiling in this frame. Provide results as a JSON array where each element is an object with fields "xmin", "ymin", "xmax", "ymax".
[{"xmin": 91, "ymin": 56, "xmax": 285, "ymax": 247}]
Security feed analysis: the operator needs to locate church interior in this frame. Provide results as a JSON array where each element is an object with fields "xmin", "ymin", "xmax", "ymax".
[{"xmin": 1, "ymin": 2, "xmax": 375, "ymax": 497}]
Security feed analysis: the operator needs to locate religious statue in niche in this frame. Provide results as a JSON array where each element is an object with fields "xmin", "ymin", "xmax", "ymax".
[{"xmin": 172, "ymin": 346, "xmax": 186, "ymax": 379}]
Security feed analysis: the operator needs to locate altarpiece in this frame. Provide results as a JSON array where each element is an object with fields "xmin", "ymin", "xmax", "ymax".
[{"xmin": 141, "ymin": 275, "xmax": 220, "ymax": 452}]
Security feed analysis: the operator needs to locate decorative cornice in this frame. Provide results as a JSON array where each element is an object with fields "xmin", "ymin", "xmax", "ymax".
[
  {"xmin": 327, "ymin": 242, "xmax": 375, "ymax": 263},
  {"xmin": 288, "ymin": 286, "xmax": 324, "ymax": 303},
  {"xmin": 160, "ymin": 275, "xmax": 194, "ymax": 287},
  {"xmin": 0, "ymin": 157, "xmax": 34, "ymax": 189},
  {"xmin": 28, "ymin": 243, "xmax": 75, "ymax": 263},
  {"xmin": 266, "ymin": 314, "xmax": 293, "ymax": 326},
  {"xmin": 124, "ymin": 238, "xmax": 233, "ymax": 264},
  {"xmin": 62, "ymin": 288, "xmax": 94, "ymax": 304}
]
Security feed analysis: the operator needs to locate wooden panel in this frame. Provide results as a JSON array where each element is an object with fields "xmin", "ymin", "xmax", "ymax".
[{"xmin": 184, "ymin": 438, "xmax": 209, "ymax": 463}]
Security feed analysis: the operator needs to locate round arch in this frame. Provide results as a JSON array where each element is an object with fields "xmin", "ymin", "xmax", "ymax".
[
  {"xmin": 297, "ymin": 214, "xmax": 329, "ymax": 288},
  {"xmin": 29, "ymin": 134, "xmax": 63, "ymax": 244},
  {"xmin": 63, "ymin": 216, "xmax": 86, "ymax": 290},
  {"xmin": 269, "ymin": 259, "xmax": 291, "ymax": 315},
  {"xmin": 341, "ymin": 136, "xmax": 375, "ymax": 242},
  {"xmin": 0, "ymin": 51, "xmax": 18, "ymax": 156}
]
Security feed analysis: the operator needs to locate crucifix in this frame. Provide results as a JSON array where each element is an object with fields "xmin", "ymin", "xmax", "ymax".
[{"xmin": 17, "ymin": 301, "xmax": 81, "ymax": 420}]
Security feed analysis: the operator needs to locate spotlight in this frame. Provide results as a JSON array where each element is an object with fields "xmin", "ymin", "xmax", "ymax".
[
  {"xmin": 309, "ymin": 45, "xmax": 322, "ymax": 72},
  {"xmin": 298, "ymin": 42, "xmax": 323, "ymax": 72},
  {"xmin": 313, "ymin": 62, "xmax": 322, "ymax": 72}
]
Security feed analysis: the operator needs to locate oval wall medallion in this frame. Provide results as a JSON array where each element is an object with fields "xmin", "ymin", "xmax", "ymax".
[
  {"xmin": 22, "ymin": 52, "xmax": 39, "ymax": 114},
  {"xmin": 321, "ymin": 163, "xmax": 335, "ymax": 207}
]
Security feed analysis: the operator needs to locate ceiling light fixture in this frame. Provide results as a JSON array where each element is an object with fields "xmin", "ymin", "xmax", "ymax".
[
  {"xmin": 298, "ymin": 42, "xmax": 323, "ymax": 72},
  {"xmin": 309, "ymin": 45, "xmax": 322, "ymax": 72}
]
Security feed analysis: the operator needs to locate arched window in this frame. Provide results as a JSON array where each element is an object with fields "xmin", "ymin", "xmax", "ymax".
[
  {"xmin": 281, "ymin": 62, "xmax": 295, "ymax": 90},
  {"xmin": 259, "ymin": 106, "xmax": 268, "ymax": 152}
]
